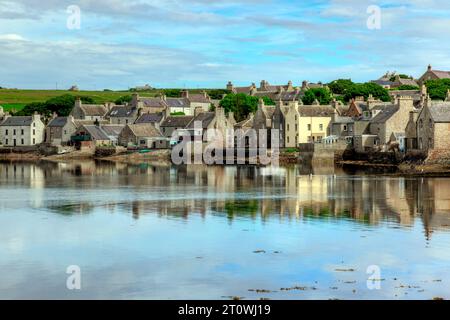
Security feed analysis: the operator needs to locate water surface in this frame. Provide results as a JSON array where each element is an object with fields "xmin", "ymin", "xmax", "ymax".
[{"xmin": 1, "ymin": 161, "xmax": 450, "ymax": 300}]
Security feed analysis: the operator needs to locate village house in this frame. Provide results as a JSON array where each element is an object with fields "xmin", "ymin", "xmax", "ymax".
[
  {"xmin": 419, "ymin": 65, "xmax": 450, "ymax": 85},
  {"xmin": 416, "ymin": 100, "xmax": 450, "ymax": 153},
  {"xmin": 0, "ymin": 113, "xmax": 45, "ymax": 147},
  {"xmin": 405, "ymin": 110, "xmax": 420, "ymax": 151},
  {"xmin": 391, "ymin": 74, "xmax": 419, "ymax": 88},
  {"xmin": 368, "ymin": 96, "xmax": 415, "ymax": 147},
  {"xmin": 284, "ymin": 102, "xmax": 335, "ymax": 147},
  {"xmin": 118, "ymin": 123, "xmax": 167, "ymax": 149},
  {"xmin": 184, "ymin": 107, "xmax": 232, "ymax": 145},
  {"xmin": 107, "ymin": 105, "xmax": 140, "ymax": 125},
  {"xmin": 70, "ymin": 97, "xmax": 109, "ymax": 122},
  {"xmin": 131, "ymin": 91, "xmax": 212, "ymax": 116},
  {"xmin": 160, "ymin": 115, "xmax": 195, "ymax": 139},
  {"xmin": 45, "ymin": 114, "xmax": 77, "ymax": 146},
  {"xmin": 134, "ymin": 111, "xmax": 166, "ymax": 131},
  {"xmin": 71, "ymin": 124, "xmax": 123, "ymax": 147}
]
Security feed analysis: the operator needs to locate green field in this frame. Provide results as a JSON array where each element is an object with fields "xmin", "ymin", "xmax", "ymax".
[
  {"xmin": 0, "ymin": 89, "xmax": 159, "ymax": 105},
  {"xmin": 0, "ymin": 88, "xmax": 225, "ymax": 113}
]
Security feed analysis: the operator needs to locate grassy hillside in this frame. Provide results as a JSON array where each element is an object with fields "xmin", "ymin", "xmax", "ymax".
[
  {"xmin": 0, "ymin": 89, "xmax": 159, "ymax": 105},
  {"xmin": 0, "ymin": 88, "xmax": 228, "ymax": 113}
]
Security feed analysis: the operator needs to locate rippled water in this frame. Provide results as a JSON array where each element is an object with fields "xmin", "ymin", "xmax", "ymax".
[{"xmin": 1, "ymin": 160, "xmax": 450, "ymax": 300}]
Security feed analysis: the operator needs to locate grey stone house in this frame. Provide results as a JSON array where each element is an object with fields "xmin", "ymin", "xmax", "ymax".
[
  {"xmin": 416, "ymin": 101, "xmax": 450, "ymax": 153},
  {"xmin": 70, "ymin": 98, "xmax": 109, "ymax": 121},
  {"xmin": 418, "ymin": 65, "xmax": 450, "ymax": 85},
  {"xmin": 45, "ymin": 115, "xmax": 77, "ymax": 146},
  {"xmin": 135, "ymin": 112, "xmax": 166, "ymax": 131},
  {"xmin": 107, "ymin": 106, "xmax": 139, "ymax": 125},
  {"xmin": 118, "ymin": 123, "xmax": 166, "ymax": 148},
  {"xmin": 160, "ymin": 115, "xmax": 195, "ymax": 138}
]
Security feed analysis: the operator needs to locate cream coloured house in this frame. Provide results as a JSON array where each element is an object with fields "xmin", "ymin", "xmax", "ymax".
[
  {"xmin": 284, "ymin": 102, "xmax": 335, "ymax": 147},
  {"xmin": 0, "ymin": 114, "xmax": 45, "ymax": 147}
]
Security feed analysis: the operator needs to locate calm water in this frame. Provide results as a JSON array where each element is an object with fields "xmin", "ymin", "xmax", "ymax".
[{"xmin": 1, "ymin": 161, "xmax": 450, "ymax": 300}]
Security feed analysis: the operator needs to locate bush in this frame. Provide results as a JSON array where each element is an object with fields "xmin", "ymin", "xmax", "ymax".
[
  {"xmin": 343, "ymin": 83, "xmax": 391, "ymax": 102},
  {"xmin": 302, "ymin": 88, "xmax": 332, "ymax": 105}
]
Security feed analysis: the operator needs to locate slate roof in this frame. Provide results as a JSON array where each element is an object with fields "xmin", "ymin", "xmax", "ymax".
[
  {"xmin": 80, "ymin": 105, "xmax": 108, "ymax": 117},
  {"xmin": 47, "ymin": 117, "xmax": 69, "ymax": 127},
  {"xmin": 186, "ymin": 112, "xmax": 216, "ymax": 129},
  {"xmin": 161, "ymin": 116, "xmax": 194, "ymax": 128},
  {"xmin": 371, "ymin": 80, "xmax": 394, "ymax": 87},
  {"xmin": 396, "ymin": 78, "xmax": 419, "ymax": 86},
  {"xmin": 428, "ymin": 102, "xmax": 450, "ymax": 123},
  {"xmin": 127, "ymin": 123, "xmax": 163, "ymax": 137},
  {"xmin": 101, "ymin": 125, "xmax": 125, "ymax": 137},
  {"xmin": 370, "ymin": 105, "xmax": 399, "ymax": 123},
  {"xmin": 188, "ymin": 94, "xmax": 211, "ymax": 104},
  {"xmin": 81, "ymin": 125, "xmax": 110, "ymax": 140},
  {"xmin": 165, "ymin": 98, "xmax": 190, "ymax": 108},
  {"xmin": 135, "ymin": 112, "xmax": 164, "ymax": 124},
  {"xmin": 0, "ymin": 116, "xmax": 33, "ymax": 126},
  {"xmin": 430, "ymin": 70, "xmax": 450, "ymax": 79},
  {"xmin": 298, "ymin": 106, "xmax": 335, "ymax": 117},
  {"xmin": 140, "ymin": 97, "xmax": 167, "ymax": 108},
  {"xmin": 107, "ymin": 106, "xmax": 138, "ymax": 118}
]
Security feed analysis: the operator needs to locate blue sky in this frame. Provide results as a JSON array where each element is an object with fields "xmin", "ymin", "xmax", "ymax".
[{"xmin": 1, "ymin": 0, "xmax": 450, "ymax": 90}]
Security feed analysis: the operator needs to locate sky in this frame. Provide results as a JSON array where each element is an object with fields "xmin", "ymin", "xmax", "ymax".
[{"xmin": 0, "ymin": 0, "xmax": 450, "ymax": 90}]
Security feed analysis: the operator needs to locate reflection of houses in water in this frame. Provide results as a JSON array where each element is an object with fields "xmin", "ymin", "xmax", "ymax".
[
  {"xmin": 2, "ymin": 161, "xmax": 450, "ymax": 239},
  {"xmin": 0, "ymin": 162, "xmax": 45, "ymax": 207}
]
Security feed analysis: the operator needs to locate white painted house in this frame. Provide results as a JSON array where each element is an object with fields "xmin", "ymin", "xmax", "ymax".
[{"xmin": 0, "ymin": 114, "xmax": 45, "ymax": 147}]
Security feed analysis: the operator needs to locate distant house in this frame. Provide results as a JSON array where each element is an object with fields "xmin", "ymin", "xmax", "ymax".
[
  {"xmin": 107, "ymin": 106, "xmax": 139, "ymax": 125},
  {"xmin": 419, "ymin": 65, "xmax": 450, "ymax": 85},
  {"xmin": 416, "ymin": 101, "xmax": 450, "ymax": 152},
  {"xmin": 135, "ymin": 84, "xmax": 153, "ymax": 91},
  {"xmin": 70, "ymin": 98, "xmax": 109, "ymax": 121},
  {"xmin": 0, "ymin": 114, "xmax": 45, "ymax": 147},
  {"xmin": 391, "ymin": 75, "xmax": 418, "ymax": 88},
  {"xmin": 45, "ymin": 115, "xmax": 77, "ymax": 146},
  {"xmin": 118, "ymin": 123, "xmax": 167, "ymax": 149}
]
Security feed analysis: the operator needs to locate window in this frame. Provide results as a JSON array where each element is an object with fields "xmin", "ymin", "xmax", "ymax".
[
  {"xmin": 287, "ymin": 124, "xmax": 290, "ymax": 131},
  {"xmin": 33, "ymin": 123, "xmax": 36, "ymax": 127},
  {"xmin": 33, "ymin": 129, "xmax": 35, "ymax": 135},
  {"xmin": 307, "ymin": 124, "xmax": 311, "ymax": 131},
  {"xmin": 126, "ymin": 119, "xmax": 129, "ymax": 124},
  {"xmin": 319, "ymin": 124, "xmax": 323, "ymax": 131},
  {"xmin": 343, "ymin": 125, "xmax": 347, "ymax": 131},
  {"xmin": 13, "ymin": 129, "xmax": 16, "ymax": 135},
  {"xmin": 5, "ymin": 139, "xmax": 8, "ymax": 145},
  {"xmin": 5, "ymin": 129, "xmax": 8, "ymax": 135},
  {"xmin": 21, "ymin": 129, "xmax": 24, "ymax": 135},
  {"xmin": 33, "ymin": 138, "xmax": 35, "ymax": 145},
  {"xmin": 21, "ymin": 139, "xmax": 24, "ymax": 145},
  {"xmin": 295, "ymin": 124, "xmax": 298, "ymax": 131},
  {"xmin": 287, "ymin": 136, "xmax": 290, "ymax": 143},
  {"xmin": 64, "ymin": 130, "xmax": 67, "ymax": 135}
]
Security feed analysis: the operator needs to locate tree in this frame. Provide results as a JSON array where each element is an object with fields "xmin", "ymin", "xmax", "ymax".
[
  {"xmin": 115, "ymin": 95, "xmax": 132, "ymax": 105},
  {"xmin": 162, "ymin": 89, "xmax": 181, "ymax": 98},
  {"xmin": 14, "ymin": 94, "xmax": 94, "ymax": 117},
  {"xmin": 425, "ymin": 79, "xmax": 450, "ymax": 101},
  {"xmin": 328, "ymin": 79, "xmax": 354, "ymax": 95},
  {"xmin": 219, "ymin": 93, "xmax": 259, "ymax": 122},
  {"xmin": 302, "ymin": 88, "xmax": 332, "ymax": 105},
  {"xmin": 261, "ymin": 96, "xmax": 275, "ymax": 106},
  {"xmin": 394, "ymin": 85, "xmax": 420, "ymax": 91},
  {"xmin": 207, "ymin": 89, "xmax": 230, "ymax": 100},
  {"xmin": 343, "ymin": 83, "xmax": 391, "ymax": 102}
]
